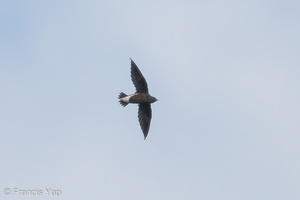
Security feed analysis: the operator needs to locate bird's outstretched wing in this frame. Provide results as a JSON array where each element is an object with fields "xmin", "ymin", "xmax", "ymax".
[
  {"xmin": 131, "ymin": 59, "xmax": 148, "ymax": 93},
  {"xmin": 138, "ymin": 103, "xmax": 152, "ymax": 139}
]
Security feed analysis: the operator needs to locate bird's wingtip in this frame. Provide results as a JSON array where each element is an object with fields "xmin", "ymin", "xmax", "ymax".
[{"xmin": 143, "ymin": 133, "xmax": 148, "ymax": 140}]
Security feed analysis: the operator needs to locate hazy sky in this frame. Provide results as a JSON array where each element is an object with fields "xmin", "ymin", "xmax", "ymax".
[{"xmin": 1, "ymin": 1, "xmax": 300, "ymax": 199}]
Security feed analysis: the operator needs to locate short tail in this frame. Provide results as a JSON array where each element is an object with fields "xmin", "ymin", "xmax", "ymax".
[{"xmin": 118, "ymin": 92, "xmax": 129, "ymax": 107}]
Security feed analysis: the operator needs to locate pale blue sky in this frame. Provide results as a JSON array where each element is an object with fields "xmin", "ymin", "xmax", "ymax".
[{"xmin": 1, "ymin": 0, "xmax": 300, "ymax": 199}]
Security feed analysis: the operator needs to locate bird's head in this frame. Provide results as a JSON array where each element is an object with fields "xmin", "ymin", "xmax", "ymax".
[{"xmin": 149, "ymin": 96, "xmax": 158, "ymax": 103}]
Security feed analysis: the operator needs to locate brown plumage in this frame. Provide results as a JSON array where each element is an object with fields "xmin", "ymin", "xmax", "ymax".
[{"xmin": 118, "ymin": 59, "xmax": 157, "ymax": 139}]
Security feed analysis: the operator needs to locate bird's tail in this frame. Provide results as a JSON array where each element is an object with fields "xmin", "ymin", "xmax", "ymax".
[{"xmin": 118, "ymin": 92, "xmax": 129, "ymax": 107}]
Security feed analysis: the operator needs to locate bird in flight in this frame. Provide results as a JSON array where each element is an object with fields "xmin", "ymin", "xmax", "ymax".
[{"xmin": 118, "ymin": 59, "xmax": 158, "ymax": 139}]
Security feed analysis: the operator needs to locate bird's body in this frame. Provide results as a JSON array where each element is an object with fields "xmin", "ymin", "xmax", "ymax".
[
  {"xmin": 120, "ymin": 93, "xmax": 157, "ymax": 104},
  {"xmin": 118, "ymin": 59, "xmax": 157, "ymax": 139}
]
